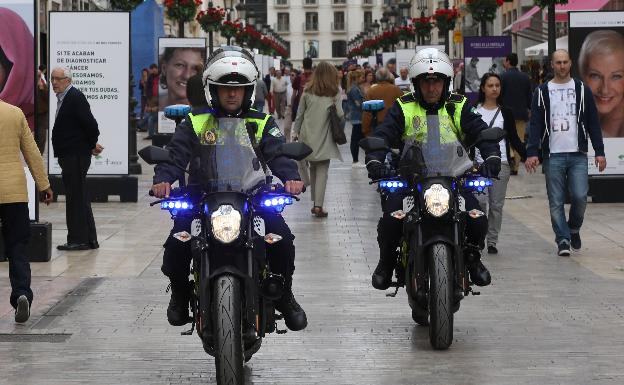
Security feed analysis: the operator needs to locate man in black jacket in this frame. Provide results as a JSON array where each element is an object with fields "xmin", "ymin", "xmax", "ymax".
[
  {"xmin": 151, "ymin": 47, "xmax": 307, "ymax": 331},
  {"xmin": 525, "ymin": 50, "xmax": 606, "ymax": 256},
  {"xmin": 501, "ymin": 53, "xmax": 532, "ymax": 175},
  {"xmin": 365, "ymin": 48, "xmax": 501, "ymax": 290},
  {"xmin": 51, "ymin": 67, "xmax": 102, "ymax": 251}
]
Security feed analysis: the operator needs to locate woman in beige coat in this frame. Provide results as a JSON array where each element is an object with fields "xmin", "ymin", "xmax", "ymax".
[{"xmin": 293, "ymin": 62, "xmax": 344, "ymax": 217}]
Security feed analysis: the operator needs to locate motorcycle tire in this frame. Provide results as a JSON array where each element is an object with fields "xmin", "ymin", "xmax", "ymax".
[
  {"xmin": 213, "ymin": 274, "xmax": 244, "ymax": 385},
  {"xmin": 428, "ymin": 242, "xmax": 454, "ymax": 350}
]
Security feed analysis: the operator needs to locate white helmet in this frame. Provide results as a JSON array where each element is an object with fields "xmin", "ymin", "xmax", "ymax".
[
  {"xmin": 202, "ymin": 46, "xmax": 260, "ymax": 112},
  {"xmin": 408, "ymin": 48, "xmax": 454, "ymax": 103},
  {"xmin": 408, "ymin": 48, "xmax": 454, "ymax": 81}
]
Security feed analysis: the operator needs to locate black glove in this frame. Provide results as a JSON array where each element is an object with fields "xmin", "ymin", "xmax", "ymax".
[
  {"xmin": 480, "ymin": 156, "xmax": 501, "ymax": 178},
  {"xmin": 367, "ymin": 162, "xmax": 394, "ymax": 180}
]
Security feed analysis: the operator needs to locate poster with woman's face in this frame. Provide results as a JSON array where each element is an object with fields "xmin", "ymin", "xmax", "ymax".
[
  {"xmin": 0, "ymin": 2, "xmax": 35, "ymax": 131},
  {"xmin": 157, "ymin": 38, "xmax": 206, "ymax": 134},
  {"xmin": 570, "ymin": 11, "xmax": 624, "ymax": 175}
]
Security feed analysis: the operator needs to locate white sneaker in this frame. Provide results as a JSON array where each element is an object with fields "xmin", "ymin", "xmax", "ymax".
[{"xmin": 15, "ymin": 295, "xmax": 30, "ymax": 323}]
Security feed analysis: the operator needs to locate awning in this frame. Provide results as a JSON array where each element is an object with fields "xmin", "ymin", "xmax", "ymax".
[
  {"xmin": 510, "ymin": 0, "xmax": 610, "ymax": 34},
  {"xmin": 511, "ymin": 7, "xmax": 540, "ymax": 33},
  {"xmin": 524, "ymin": 35, "xmax": 568, "ymax": 57}
]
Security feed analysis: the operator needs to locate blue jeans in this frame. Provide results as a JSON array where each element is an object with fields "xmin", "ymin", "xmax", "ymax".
[
  {"xmin": 146, "ymin": 112, "xmax": 157, "ymax": 137},
  {"xmin": 543, "ymin": 152, "xmax": 588, "ymax": 245}
]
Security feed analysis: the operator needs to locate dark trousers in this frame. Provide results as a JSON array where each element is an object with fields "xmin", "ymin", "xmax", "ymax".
[
  {"xmin": 377, "ymin": 191, "xmax": 488, "ymax": 261},
  {"xmin": 58, "ymin": 155, "xmax": 97, "ymax": 244},
  {"xmin": 0, "ymin": 203, "xmax": 33, "ymax": 308},
  {"xmin": 162, "ymin": 213, "xmax": 296, "ymax": 285},
  {"xmin": 350, "ymin": 123, "xmax": 364, "ymax": 162}
]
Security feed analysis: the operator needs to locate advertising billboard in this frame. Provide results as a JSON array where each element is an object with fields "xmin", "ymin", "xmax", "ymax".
[
  {"xmin": 48, "ymin": 12, "xmax": 130, "ymax": 175},
  {"xmin": 463, "ymin": 36, "xmax": 512, "ymax": 106},
  {"xmin": 157, "ymin": 38, "xmax": 206, "ymax": 134},
  {"xmin": 569, "ymin": 11, "xmax": 624, "ymax": 175}
]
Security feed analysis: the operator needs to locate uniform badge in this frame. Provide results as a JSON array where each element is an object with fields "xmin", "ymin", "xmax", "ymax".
[
  {"xmin": 204, "ymin": 131, "xmax": 216, "ymax": 144},
  {"xmin": 412, "ymin": 116, "xmax": 421, "ymax": 130},
  {"xmin": 268, "ymin": 127, "xmax": 284, "ymax": 137}
]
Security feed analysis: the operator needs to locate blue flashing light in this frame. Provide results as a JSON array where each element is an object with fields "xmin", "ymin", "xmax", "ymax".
[
  {"xmin": 161, "ymin": 200, "xmax": 193, "ymax": 211},
  {"xmin": 264, "ymin": 199, "xmax": 272, "ymax": 206},
  {"xmin": 465, "ymin": 177, "xmax": 493, "ymax": 191},
  {"xmin": 379, "ymin": 179, "xmax": 408, "ymax": 193}
]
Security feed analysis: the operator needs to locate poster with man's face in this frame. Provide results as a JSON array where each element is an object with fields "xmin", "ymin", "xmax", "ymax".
[
  {"xmin": 463, "ymin": 37, "xmax": 511, "ymax": 105},
  {"xmin": 305, "ymin": 40, "xmax": 319, "ymax": 59},
  {"xmin": 157, "ymin": 38, "xmax": 206, "ymax": 134},
  {"xmin": 569, "ymin": 11, "xmax": 624, "ymax": 175}
]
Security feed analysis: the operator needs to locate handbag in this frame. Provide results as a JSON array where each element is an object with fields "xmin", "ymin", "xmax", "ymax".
[{"xmin": 327, "ymin": 98, "xmax": 347, "ymax": 145}]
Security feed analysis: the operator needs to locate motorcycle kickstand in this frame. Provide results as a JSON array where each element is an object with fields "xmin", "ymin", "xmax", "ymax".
[
  {"xmin": 274, "ymin": 313, "xmax": 288, "ymax": 334},
  {"xmin": 465, "ymin": 286, "xmax": 481, "ymax": 296},
  {"xmin": 386, "ymin": 285, "xmax": 400, "ymax": 298}
]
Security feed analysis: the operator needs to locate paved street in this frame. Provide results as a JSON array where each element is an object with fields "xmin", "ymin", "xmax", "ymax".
[{"xmin": 1, "ymin": 130, "xmax": 624, "ymax": 385}]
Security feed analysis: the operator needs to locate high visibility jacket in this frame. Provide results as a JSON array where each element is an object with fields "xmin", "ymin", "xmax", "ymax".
[{"xmin": 396, "ymin": 93, "xmax": 466, "ymax": 143}]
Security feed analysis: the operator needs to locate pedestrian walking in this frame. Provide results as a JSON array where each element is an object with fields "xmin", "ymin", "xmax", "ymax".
[
  {"xmin": 292, "ymin": 61, "xmax": 344, "ymax": 218},
  {"xmin": 361, "ymin": 68, "xmax": 403, "ymax": 136},
  {"xmin": 0, "ymin": 99, "xmax": 53, "ymax": 323},
  {"xmin": 346, "ymin": 69, "xmax": 365, "ymax": 166},
  {"xmin": 291, "ymin": 58, "xmax": 313, "ymax": 119},
  {"xmin": 50, "ymin": 66, "xmax": 102, "ymax": 251},
  {"xmin": 525, "ymin": 50, "xmax": 607, "ymax": 256},
  {"xmin": 253, "ymin": 77, "xmax": 268, "ymax": 113},
  {"xmin": 271, "ymin": 69, "xmax": 288, "ymax": 120},
  {"xmin": 501, "ymin": 53, "xmax": 533, "ymax": 175},
  {"xmin": 394, "ymin": 66, "xmax": 412, "ymax": 93},
  {"xmin": 473, "ymin": 73, "xmax": 526, "ymax": 255}
]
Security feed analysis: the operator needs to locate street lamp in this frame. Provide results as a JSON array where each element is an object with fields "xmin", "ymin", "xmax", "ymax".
[
  {"xmin": 235, "ymin": 2, "xmax": 246, "ymax": 24},
  {"xmin": 223, "ymin": 0, "xmax": 236, "ymax": 45},
  {"xmin": 372, "ymin": 19, "xmax": 380, "ymax": 35},
  {"xmin": 247, "ymin": 9, "xmax": 256, "ymax": 28},
  {"xmin": 416, "ymin": 0, "xmax": 427, "ymax": 45}
]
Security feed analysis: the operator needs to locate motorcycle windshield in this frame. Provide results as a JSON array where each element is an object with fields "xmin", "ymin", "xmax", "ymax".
[
  {"xmin": 401, "ymin": 114, "xmax": 474, "ymax": 178},
  {"xmin": 193, "ymin": 118, "xmax": 266, "ymax": 193}
]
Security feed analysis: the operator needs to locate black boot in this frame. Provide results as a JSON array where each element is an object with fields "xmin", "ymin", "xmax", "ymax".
[
  {"xmin": 464, "ymin": 245, "xmax": 491, "ymax": 287},
  {"xmin": 167, "ymin": 280, "xmax": 190, "ymax": 326},
  {"xmin": 372, "ymin": 257, "xmax": 395, "ymax": 290},
  {"xmin": 275, "ymin": 280, "xmax": 307, "ymax": 331}
]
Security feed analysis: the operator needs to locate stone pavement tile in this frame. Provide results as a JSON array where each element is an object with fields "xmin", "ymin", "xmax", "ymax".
[{"xmin": 1, "ymin": 132, "xmax": 624, "ymax": 384}]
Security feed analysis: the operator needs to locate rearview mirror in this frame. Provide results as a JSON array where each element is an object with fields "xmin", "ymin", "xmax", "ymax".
[
  {"xmin": 359, "ymin": 136, "xmax": 388, "ymax": 152},
  {"xmin": 279, "ymin": 142, "xmax": 313, "ymax": 161},
  {"xmin": 138, "ymin": 145, "xmax": 171, "ymax": 165},
  {"xmin": 475, "ymin": 127, "xmax": 505, "ymax": 144}
]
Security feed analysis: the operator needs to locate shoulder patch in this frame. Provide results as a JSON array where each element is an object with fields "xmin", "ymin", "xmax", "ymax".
[
  {"xmin": 470, "ymin": 106, "xmax": 481, "ymax": 117},
  {"xmin": 399, "ymin": 93, "xmax": 416, "ymax": 103},
  {"xmin": 268, "ymin": 127, "xmax": 283, "ymax": 137},
  {"xmin": 447, "ymin": 93, "xmax": 465, "ymax": 103}
]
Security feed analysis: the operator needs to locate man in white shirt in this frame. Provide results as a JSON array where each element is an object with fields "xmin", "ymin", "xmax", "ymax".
[
  {"xmin": 526, "ymin": 50, "xmax": 606, "ymax": 256},
  {"xmin": 271, "ymin": 70, "xmax": 288, "ymax": 120},
  {"xmin": 394, "ymin": 67, "xmax": 412, "ymax": 93}
]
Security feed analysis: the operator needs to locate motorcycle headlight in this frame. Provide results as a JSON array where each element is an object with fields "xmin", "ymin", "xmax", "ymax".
[
  {"xmin": 423, "ymin": 184, "xmax": 450, "ymax": 217},
  {"xmin": 210, "ymin": 205, "xmax": 241, "ymax": 244}
]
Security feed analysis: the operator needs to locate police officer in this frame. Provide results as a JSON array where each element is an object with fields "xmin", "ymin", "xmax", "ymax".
[
  {"xmin": 151, "ymin": 47, "xmax": 307, "ymax": 331},
  {"xmin": 365, "ymin": 48, "xmax": 501, "ymax": 290}
]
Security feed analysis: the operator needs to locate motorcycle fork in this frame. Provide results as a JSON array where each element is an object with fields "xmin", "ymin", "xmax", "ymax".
[{"xmin": 410, "ymin": 221, "xmax": 429, "ymax": 309}]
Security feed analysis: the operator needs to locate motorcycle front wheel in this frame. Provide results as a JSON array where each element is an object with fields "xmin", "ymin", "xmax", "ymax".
[
  {"xmin": 213, "ymin": 274, "xmax": 244, "ymax": 385},
  {"xmin": 428, "ymin": 242, "xmax": 454, "ymax": 350}
]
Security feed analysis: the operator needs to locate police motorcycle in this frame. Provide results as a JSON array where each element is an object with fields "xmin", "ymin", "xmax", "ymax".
[
  {"xmin": 360, "ymin": 126, "xmax": 504, "ymax": 350},
  {"xmin": 139, "ymin": 117, "xmax": 312, "ymax": 384}
]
